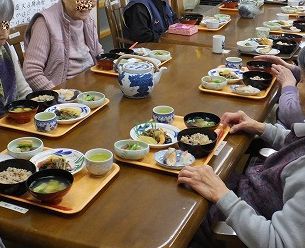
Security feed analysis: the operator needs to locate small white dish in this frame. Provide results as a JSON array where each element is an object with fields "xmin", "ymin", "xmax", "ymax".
[
  {"xmin": 132, "ymin": 47, "xmax": 151, "ymax": 56},
  {"xmin": 30, "ymin": 148, "xmax": 85, "ymax": 175},
  {"xmin": 230, "ymin": 85, "xmax": 261, "ymax": 96},
  {"xmin": 256, "ymin": 47, "xmax": 280, "ymax": 55},
  {"xmin": 208, "ymin": 68, "xmax": 243, "ymax": 84},
  {"xmin": 44, "ymin": 103, "xmax": 91, "ymax": 125},
  {"xmin": 206, "ymin": 19, "xmax": 220, "ymax": 29},
  {"xmin": 237, "ymin": 40, "xmax": 259, "ymax": 53},
  {"xmin": 77, "ymin": 91, "xmax": 106, "ymax": 109},
  {"xmin": 54, "ymin": 89, "xmax": 81, "ymax": 103},
  {"xmin": 7, "ymin": 137, "xmax": 44, "ymax": 160},
  {"xmin": 130, "ymin": 122, "xmax": 180, "ymax": 149},
  {"xmin": 148, "ymin": 50, "xmax": 171, "ymax": 62},
  {"xmin": 154, "ymin": 149, "xmax": 195, "ymax": 170},
  {"xmin": 201, "ymin": 75, "xmax": 227, "ymax": 90}
]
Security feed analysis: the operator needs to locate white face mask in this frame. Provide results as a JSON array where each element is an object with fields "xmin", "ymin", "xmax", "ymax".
[
  {"xmin": 1, "ymin": 21, "xmax": 9, "ymax": 30},
  {"xmin": 75, "ymin": 0, "xmax": 94, "ymax": 11}
]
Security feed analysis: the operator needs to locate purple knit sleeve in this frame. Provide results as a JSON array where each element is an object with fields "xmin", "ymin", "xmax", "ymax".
[
  {"xmin": 291, "ymin": 65, "xmax": 301, "ymax": 83},
  {"xmin": 23, "ymin": 17, "xmax": 55, "ymax": 91},
  {"xmin": 278, "ymin": 86, "xmax": 305, "ymax": 128}
]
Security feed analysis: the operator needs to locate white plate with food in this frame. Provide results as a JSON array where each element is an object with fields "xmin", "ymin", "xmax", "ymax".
[
  {"xmin": 130, "ymin": 122, "xmax": 180, "ymax": 149},
  {"xmin": 256, "ymin": 47, "xmax": 280, "ymax": 55},
  {"xmin": 245, "ymin": 38, "xmax": 273, "ymax": 47},
  {"xmin": 154, "ymin": 148, "xmax": 195, "ymax": 170},
  {"xmin": 230, "ymin": 85, "xmax": 261, "ymax": 96},
  {"xmin": 54, "ymin": 89, "xmax": 81, "ymax": 103},
  {"xmin": 280, "ymin": 26, "xmax": 301, "ymax": 33},
  {"xmin": 30, "ymin": 148, "xmax": 85, "ymax": 175},
  {"xmin": 208, "ymin": 68, "xmax": 243, "ymax": 83},
  {"xmin": 132, "ymin": 47, "xmax": 151, "ymax": 57},
  {"xmin": 148, "ymin": 50, "xmax": 172, "ymax": 62},
  {"xmin": 44, "ymin": 103, "xmax": 91, "ymax": 125}
]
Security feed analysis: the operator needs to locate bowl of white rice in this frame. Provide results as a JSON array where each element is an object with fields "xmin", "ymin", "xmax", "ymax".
[
  {"xmin": 177, "ymin": 128, "xmax": 217, "ymax": 158},
  {"xmin": 0, "ymin": 159, "xmax": 36, "ymax": 195}
]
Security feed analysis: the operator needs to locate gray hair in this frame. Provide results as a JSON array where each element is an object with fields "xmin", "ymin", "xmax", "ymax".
[
  {"xmin": 0, "ymin": 0, "xmax": 14, "ymax": 22},
  {"xmin": 298, "ymin": 46, "xmax": 305, "ymax": 72}
]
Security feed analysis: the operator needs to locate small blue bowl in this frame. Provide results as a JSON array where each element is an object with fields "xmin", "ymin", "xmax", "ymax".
[
  {"xmin": 34, "ymin": 112, "xmax": 58, "ymax": 132},
  {"xmin": 152, "ymin": 105, "xmax": 175, "ymax": 124}
]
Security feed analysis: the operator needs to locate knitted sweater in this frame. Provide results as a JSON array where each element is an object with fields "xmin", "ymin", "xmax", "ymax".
[
  {"xmin": 23, "ymin": 0, "xmax": 103, "ymax": 91},
  {"xmin": 217, "ymin": 123, "xmax": 305, "ymax": 248}
]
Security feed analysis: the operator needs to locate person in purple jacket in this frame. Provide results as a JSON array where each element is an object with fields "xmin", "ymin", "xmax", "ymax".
[{"xmin": 255, "ymin": 49, "xmax": 305, "ymax": 129}]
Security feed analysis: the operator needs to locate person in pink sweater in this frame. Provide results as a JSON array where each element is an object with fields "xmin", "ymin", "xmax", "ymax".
[{"xmin": 23, "ymin": 0, "xmax": 103, "ymax": 91}]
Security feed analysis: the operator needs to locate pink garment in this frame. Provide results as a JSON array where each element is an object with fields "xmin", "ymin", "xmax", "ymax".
[{"xmin": 23, "ymin": 0, "xmax": 103, "ymax": 90}]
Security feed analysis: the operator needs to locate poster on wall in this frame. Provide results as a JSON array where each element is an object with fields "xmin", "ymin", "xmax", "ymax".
[{"xmin": 11, "ymin": 0, "xmax": 58, "ymax": 27}]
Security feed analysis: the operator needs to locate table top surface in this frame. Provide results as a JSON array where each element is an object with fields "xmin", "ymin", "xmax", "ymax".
[
  {"xmin": 161, "ymin": 4, "xmax": 284, "ymax": 48},
  {"xmin": 0, "ymin": 35, "xmax": 279, "ymax": 248}
]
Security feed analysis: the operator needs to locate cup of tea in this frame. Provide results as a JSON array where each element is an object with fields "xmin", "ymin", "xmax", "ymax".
[
  {"xmin": 213, "ymin": 35, "xmax": 225, "ymax": 54},
  {"xmin": 85, "ymin": 148, "xmax": 113, "ymax": 176},
  {"xmin": 255, "ymin": 27, "xmax": 270, "ymax": 38},
  {"xmin": 152, "ymin": 105, "xmax": 175, "ymax": 124},
  {"xmin": 34, "ymin": 112, "xmax": 57, "ymax": 132},
  {"xmin": 225, "ymin": 57, "xmax": 243, "ymax": 69}
]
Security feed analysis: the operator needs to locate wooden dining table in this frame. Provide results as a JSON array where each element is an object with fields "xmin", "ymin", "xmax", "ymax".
[
  {"xmin": 161, "ymin": 4, "xmax": 288, "ymax": 48},
  {"xmin": 0, "ymin": 42, "xmax": 279, "ymax": 248}
]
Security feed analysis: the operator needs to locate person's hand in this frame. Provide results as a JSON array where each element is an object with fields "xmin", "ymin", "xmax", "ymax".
[
  {"xmin": 253, "ymin": 55, "xmax": 296, "ymax": 70},
  {"xmin": 271, "ymin": 64, "xmax": 297, "ymax": 88},
  {"xmin": 221, "ymin": 111, "xmax": 265, "ymax": 134},
  {"xmin": 177, "ymin": 165, "xmax": 229, "ymax": 203}
]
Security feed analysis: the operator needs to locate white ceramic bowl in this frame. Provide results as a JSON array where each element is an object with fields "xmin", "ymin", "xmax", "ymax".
[
  {"xmin": 214, "ymin": 14, "xmax": 231, "ymax": 22},
  {"xmin": 148, "ymin": 50, "xmax": 171, "ymax": 62},
  {"xmin": 85, "ymin": 148, "xmax": 113, "ymax": 176},
  {"xmin": 237, "ymin": 40, "xmax": 259, "ymax": 52},
  {"xmin": 206, "ymin": 19, "xmax": 220, "ymax": 29},
  {"xmin": 201, "ymin": 76, "xmax": 227, "ymax": 90},
  {"xmin": 7, "ymin": 137, "xmax": 44, "ymax": 160},
  {"xmin": 263, "ymin": 21, "xmax": 281, "ymax": 31},
  {"xmin": 114, "ymin": 140, "xmax": 149, "ymax": 160},
  {"xmin": 77, "ymin": 91, "xmax": 106, "ymax": 109}
]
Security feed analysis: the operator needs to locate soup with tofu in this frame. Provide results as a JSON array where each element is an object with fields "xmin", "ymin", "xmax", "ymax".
[{"xmin": 29, "ymin": 176, "xmax": 70, "ymax": 194}]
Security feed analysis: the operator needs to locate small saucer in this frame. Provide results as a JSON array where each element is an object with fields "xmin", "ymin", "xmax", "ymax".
[{"xmin": 256, "ymin": 48, "xmax": 280, "ymax": 55}]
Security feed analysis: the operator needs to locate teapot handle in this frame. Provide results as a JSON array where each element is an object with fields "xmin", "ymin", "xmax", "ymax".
[{"xmin": 113, "ymin": 54, "xmax": 160, "ymax": 72}]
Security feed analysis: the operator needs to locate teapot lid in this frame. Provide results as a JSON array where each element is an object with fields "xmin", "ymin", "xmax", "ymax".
[{"xmin": 122, "ymin": 61, "xmax": 153, "ymax": 74}]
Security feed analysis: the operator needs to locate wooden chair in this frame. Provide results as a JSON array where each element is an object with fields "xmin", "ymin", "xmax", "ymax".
[
  {"xmin": 171, "ymin": 0, "xmax": 185, "ymax": 18},
  {"xmin": 7, "ymin": 24, "xmax": 28, "ymax": 66},
  {"xmin": 104, "ymin": 0, "xmax": 134, "ymax": 48}
]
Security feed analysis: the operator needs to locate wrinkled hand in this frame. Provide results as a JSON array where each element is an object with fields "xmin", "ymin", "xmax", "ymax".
[
  {"xmin": 254, "ymin": 55, "xmax": 286, "ymax": 66},
  {"xmin": 271, "ymin": 64, "xmax": 297, "ymax": 88},
  {"xmin": 177, "ymin": 166, "xmax": 229, "ymax": 203},
  {"xmin": 221, "ymin": 110, "xmax": 265, "ymax": 134}
]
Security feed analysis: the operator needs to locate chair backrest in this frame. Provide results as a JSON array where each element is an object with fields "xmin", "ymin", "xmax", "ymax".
[
  {"xmin": 7, "ymin": 24, "xmax": 28, "ymax": 66},
  {"xmin": 171, "ymin": 0, "xmax": 185, "ymax": 18},
  {"xmin": 104, "ymin": 0, "xmax": 134, "ymax": 48}
]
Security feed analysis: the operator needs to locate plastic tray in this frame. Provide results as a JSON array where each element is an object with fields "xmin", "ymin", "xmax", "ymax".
[{"xmin": 115, "ymin": 116, "xmax": 230, "ymax": 175}]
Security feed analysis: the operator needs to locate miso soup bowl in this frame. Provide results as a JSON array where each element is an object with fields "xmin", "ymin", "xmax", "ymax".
[
  {"xmin": 85, "ymin": 148, "xmax": 113, "ymax": 176},
  {"xmin": 26, "ymin": 169, "xmax": 73, "ymax": 203}
]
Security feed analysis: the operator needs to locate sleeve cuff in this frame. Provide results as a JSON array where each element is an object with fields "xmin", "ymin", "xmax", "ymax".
[
  {"xmin": 260, "ymin": 123, "xmax": 274, "ymax": 140},
  {"xmin": 216, "ymin": 190, "xmax": 240, "ymax": 217},
  {"xmin": 281, "ymin": 85, "xmax": 298, "ymax": 94}
]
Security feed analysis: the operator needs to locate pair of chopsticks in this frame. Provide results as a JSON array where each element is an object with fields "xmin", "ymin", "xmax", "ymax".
[{"xmin": 129, "ymin": 42, "xmax": 138, "ymax": 49}]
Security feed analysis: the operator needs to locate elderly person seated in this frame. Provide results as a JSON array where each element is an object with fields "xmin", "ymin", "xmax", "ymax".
[
  {"xmin": 255, "ymin": 49, "xmax": 305, "ymax": 129},
  {"xmin": 123, "ymin": 0, "xmax": 177, "ymax": 43},
  {"xmin": 0, "ymin": 0, "xmax": 32, "ymax": 116},
  {"xmin": 178, "ymin": 110, "xmax": 305, "ymax": 247},
  {"xmin": 23, "ymin": 0, "xmax": 103, "ymax": 91}
]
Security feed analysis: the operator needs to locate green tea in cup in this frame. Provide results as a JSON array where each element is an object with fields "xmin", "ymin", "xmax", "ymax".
[
  {"xmin": 152, "ymin": 105, "xmax": 175, "ymax": 124},
  {"xmin": 85, "ymin": 148, "xmax": 113, "ymax": 176},
  {"xmin": 89, "ymin": 153, "xmax": 112, "ymax": 162}
]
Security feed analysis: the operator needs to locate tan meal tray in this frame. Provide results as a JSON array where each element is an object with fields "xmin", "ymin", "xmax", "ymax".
[
  {"xmin": 0, "ymin": 98, "xmax": 110, "ymax": 138},
  {"xmin": 270, "ymin": 29, "xmax": 305, "ymax": 35},
  {"xmin": 198, "ymin": 77, "xmax": 276, "ymax": 99},
  {"xmin": 90, "ymin": 58, "xmax": 172, "ymax": 76},
  {"xmin": 0, "ymin": 149, "xmax": 120, "ymax": 214},
  {"xmin": 198, "ymin": 20, "xmax": 230, "ymax": 31},
  {"xmin": 115, "ymin": 116, "xmax": 230, "ymax": 175},
  {"xmin": 218, "ymin": 4, "xmax": 238, "ymax": 12}
]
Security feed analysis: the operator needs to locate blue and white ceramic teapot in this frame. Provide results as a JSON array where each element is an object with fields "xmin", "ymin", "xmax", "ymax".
[{"xmin": 115, "ymin": 55, "xmax": 167, "ymax": 98}]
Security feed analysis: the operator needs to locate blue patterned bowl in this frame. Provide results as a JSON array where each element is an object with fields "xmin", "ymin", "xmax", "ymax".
[
  {"xmin": 152, "ymin": 106, "xmax": 175, "ymax": 124},
  {"xmin": 34, "ymin": 112, "xmax": 58, "ymax": 132}
]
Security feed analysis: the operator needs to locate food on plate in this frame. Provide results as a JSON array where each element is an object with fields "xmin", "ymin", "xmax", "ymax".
[
  {"xmin": 0, "ymin": 167, "xmax": 32, "ymax": 184},
  {"xmin": 259, "ymin": 38, "xmax": 273, "ymax": 46},
  {"xmin": 121, "ymin": 143, "xmax": 143, "ymax": 150},
  {"xmin": 29, "ymin": 178, "xmax": 70, "ymax": 194},
  {"xmin": 250, "ymin": 76, "xmax": 265, "ymax": 80},
  {"xmin": 244, "ymin": 42, "xmax": 253, "ymax": 46},
  {"xmin": 276, "ymin": 41, "xmax": 290, "ymax": 46},
  {"xmin": 234, "ymin": 85, "xmax": 261, "ymax": 95},
  {"xmin": 186, "ymin": 117, "xmax": 216, "ymax": 128},
  {"xmin": 138, "ymin": 128, "xmax": 172, "ymax": 145},
  {"xmin": 14, "ymin": 140, "xmax": 37, "ymax": 152},
  {"xmin": 219, "ymin": 69, "xmax": 239, "ymax": 79},
  {"xmin": 54, "ymin": 89, "xmax": 79, "ymax": 102},
  {"xmin": 163, "ymin": 148, "xmax": 194, "ymax": 167},
  {"xmin": 55, "ymin": 107, "xmax": 81, "ymax": 120},
  {"xmin": 204, "ymin": 77, "xmax": 223, "ymax": 83},
  {"xmin": 180, "ymin": 133, "xmax": 212, "ymax": 145},
  {"xmin": 257, "ymin": 46, "xmax": 272, "ymax": 54},
  {"xmin": 9, "ymin": 106, "xmax": 33, "ymax": 113},
  {"xmin": 83, "ymin": 94, "xmax": 99, "ymax": 101},
  {"xmin": 152, "ymin": 51, "xmax": 168, "ymax": 56},
  {"xmin": 37, "ymin": 155, "xmax": 73, "ymax": 171},
  {"xmin": 31, "ymin": 95, "xmax": 55, "ymax": 102}
]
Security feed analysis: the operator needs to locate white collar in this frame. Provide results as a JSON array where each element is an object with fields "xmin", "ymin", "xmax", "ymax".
[{"xmin": 293, "ymin": 122, "xmax": 305, "ymax": 137}]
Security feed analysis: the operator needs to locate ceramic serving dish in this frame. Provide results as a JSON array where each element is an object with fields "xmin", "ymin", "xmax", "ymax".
[
  {"xmin": 237, "ymin": 40, "xmax": 259, "ymax": 52},
  {"xmin": 201, "ymin": 75, "xmax": 228, "ymax": 90},
  {"xmin": 243, "ymin": 71, "xmax": 273, "ymax": 90},
  {"xmin": 77, "ymin": 91, "xmax": 106, "ymax": 109},
  {"xmin": 5, "ymin": 100, "xmax": 39, "ymax": 124},
  {"xmin": 114, "ymin": 139, "xmax": 149, "ymax": 160},
  {"xmin": 26, "ymin": 90, "xmax": 59, "ymax": 112},
  {"xmin": 148, "ymin": 50, "xmax": 171, "ymax": 61},
  {"xmin": 7, "ymin": 137, "xmax": 44, "ymax": 160}
]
